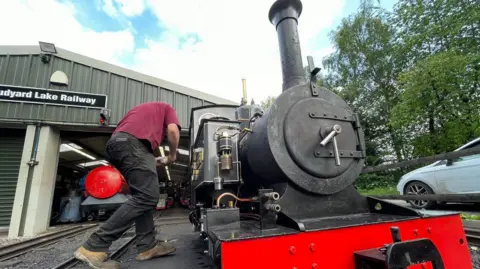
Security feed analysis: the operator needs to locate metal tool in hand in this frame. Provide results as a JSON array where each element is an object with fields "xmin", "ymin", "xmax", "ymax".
[{"xmin": 320, "ymin": 124, "xmax": 342, "ymax": 166}]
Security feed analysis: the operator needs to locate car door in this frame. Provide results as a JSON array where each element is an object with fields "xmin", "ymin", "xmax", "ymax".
[{"xmin": 434, "ymin": 152, "xmax": 480, "ymax": 194}]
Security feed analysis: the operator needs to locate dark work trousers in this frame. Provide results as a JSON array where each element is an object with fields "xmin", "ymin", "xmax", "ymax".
[{"xmin": 83, "ymin": 132, "xmax": 160, "ymax": 253}]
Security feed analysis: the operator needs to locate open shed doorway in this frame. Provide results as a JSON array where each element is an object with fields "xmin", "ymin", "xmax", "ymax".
[
  {"xmin": 50, "ymin": 130, "xmax": 112, "ymax": 227},
  {"xmin": 49, "ymin": 128, "xmax": 192, "ymax": 227}
]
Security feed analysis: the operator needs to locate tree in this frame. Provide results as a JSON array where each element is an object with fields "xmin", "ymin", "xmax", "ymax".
[
  {"xmin": 259, "ymin": 96, "xmax": 276, "ymax": 111},
  {"xmin": 391, "ymin": 52, "xmax": 480, "ymax": 156},
  {"xmin": 390, "ymin": 0, "xmax": 480, "ymax": 156},
  {"xmin": 322, "ymin": 0, "xmax": 406, "ymax": 164}
]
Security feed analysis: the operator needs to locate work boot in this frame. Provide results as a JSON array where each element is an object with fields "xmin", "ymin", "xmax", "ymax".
[
  {"xmin": 73, "ymin": 246, "xmax": 120, "ymax": 269},
  {"xmin": 136, "ymin": 243, "xmax": 176, "ymax": 261}
]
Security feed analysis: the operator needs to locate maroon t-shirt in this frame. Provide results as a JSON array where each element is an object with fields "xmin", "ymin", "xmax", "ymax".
[{"xmin": 113, "ymin": 102, "xmax": 181, "ymax": 151}]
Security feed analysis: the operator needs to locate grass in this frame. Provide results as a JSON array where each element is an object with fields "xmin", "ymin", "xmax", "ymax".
[
  {"xmin": 461, "ymin": 213, "xmax": 480, "ymax": 221},
  {"xmin": 357, "ymin": 186, "xmax": 399, "ymax": 196}
]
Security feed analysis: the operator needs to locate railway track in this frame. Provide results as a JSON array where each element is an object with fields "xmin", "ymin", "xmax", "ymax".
[
  {"xmin": 465, "ymin": 228, "xmax": 480, "ymax": 247},
  {"xmin": 0, "ymin": 224, "xmax": 99, "ymax": 262},
  {"xmin": 52, "ymin": 210, "xmax": 170, "ymax": 269}
]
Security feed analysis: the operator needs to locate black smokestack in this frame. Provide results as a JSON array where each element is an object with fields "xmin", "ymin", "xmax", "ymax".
[{"xmin": 269, "ymin": 0, "xmax": 306, "ymax": 91}]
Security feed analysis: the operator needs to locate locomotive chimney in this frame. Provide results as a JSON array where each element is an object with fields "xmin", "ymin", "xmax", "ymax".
[{"xmin": 269, "ymin": 0, "xmax": 306, "ymax": 91}]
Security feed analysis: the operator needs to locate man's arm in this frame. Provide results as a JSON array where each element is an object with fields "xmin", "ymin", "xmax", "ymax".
[
  {"xmin": 164, "ymin": 104, "xmax": 181, "ymax": 163},
  {"xmin": 167, "ymin": 123, "xmax": 180, "ymax": 162}
]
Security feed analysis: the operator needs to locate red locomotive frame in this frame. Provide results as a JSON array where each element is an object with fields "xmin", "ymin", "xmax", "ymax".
[{"xmin": 220, "ymin": 214, "xmax": 471, "ymax": 269}]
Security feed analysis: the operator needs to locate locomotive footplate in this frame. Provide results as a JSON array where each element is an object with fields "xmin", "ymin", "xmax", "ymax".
[{"xmin": 203, "ymin": 213, "xmax": 471, "ymax": 269}]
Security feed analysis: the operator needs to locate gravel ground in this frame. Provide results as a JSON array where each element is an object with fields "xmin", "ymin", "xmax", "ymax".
[
  {"xmin": 0, "ymin": 224, "xmax": 93, "ymax": 248},
  {"xmin": 471, "ymin": 247, "xmax": 480, "ymax": 268},
  {"xmin": 0, "ymin": 225, "xmax": 75, "ymax": 247},
  {"xmin": 0, "ymin": 227, "xmax": 97, "ymax": 269},
  {"xmin": 1, "ymin": 230, "xmax": 479, "ymax": 269},
  {"xmin": 3, "ymin": 207, "xmax": 477, "ymax": 269}
]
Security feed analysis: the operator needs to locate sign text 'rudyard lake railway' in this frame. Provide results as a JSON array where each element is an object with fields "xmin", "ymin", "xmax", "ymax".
[{"xmin": 0, "ymin": 85, "xmax": 107, "ymax": 109}]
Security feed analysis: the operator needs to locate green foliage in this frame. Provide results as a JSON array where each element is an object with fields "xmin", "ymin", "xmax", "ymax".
[
  {"xmin": 461, "ymin": 214, "xmax": 480, "ymax": 221},
  {"xmin": 259, "ymin": 96, "xmax": 276, "ymax": 111},
  {"xmin": 322, "ymin": 0, "xmax": 409, "ymax": 166},
  {"xmin": 354, "ymin": 173, "xmax": 397, "ymax": 190},
  {"xmin": 391, "ymin": 51, "xmax": 480, "ymax": 156},
  {"xmin": 389, "ymin": 0, "xmax": 480, "ymax": 157},
  {"xmin": 358, "ymin": 186, "xmax": 399, "ymax": 196},
  {"xmin": 322, "ymin": 0, "xmax": 480, "ymax": 168}
]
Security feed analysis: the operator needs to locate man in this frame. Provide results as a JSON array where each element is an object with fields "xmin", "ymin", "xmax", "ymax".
[{"xmin": 74, "ymin": 101, "xmax": 181, "ymax": 269}]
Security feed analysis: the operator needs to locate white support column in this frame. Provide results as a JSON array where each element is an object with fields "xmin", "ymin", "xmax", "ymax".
[
  {"xmin": 8, "ymin": 125, "xmax": 60, "ymax": 238},
  {"xmin": 8, "ymin": 125, "xmax": 36, "ymax": 238},
  {"xmin": 23, "ymin": 126, "xmax": 60, "ymax": 236}
]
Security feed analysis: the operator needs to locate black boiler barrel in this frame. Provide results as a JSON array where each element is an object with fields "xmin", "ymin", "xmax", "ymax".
[{"xmin": 238, "ymin": 0, "xmax": 365, "ymax": 197}]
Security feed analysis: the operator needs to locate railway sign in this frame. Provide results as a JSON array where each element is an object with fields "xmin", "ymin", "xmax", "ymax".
[{"xmin": 0, "ymin": 84, "xmax": 107, "ymax": 109}]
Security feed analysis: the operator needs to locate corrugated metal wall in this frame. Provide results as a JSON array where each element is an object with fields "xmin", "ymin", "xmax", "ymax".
[
  {"xmin": 0, "ymin": 128, "xmax": 25, "ymax": 227},
  {"xmin": 0, "ymin": 54, "xmax": 220, "ymax": 128}
]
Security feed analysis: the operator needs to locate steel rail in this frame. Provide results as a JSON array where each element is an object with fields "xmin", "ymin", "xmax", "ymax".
[
  {"xmin": 0, "ymin": 224, "xmax": 99, "ymax": 262},
  {"xmin": 369, "ymin": 193, "xmax": 480, "ymax": 202},
  {"xmin": 465, "ymin": 228, "xmax": 480, "ymax": 247},
  {"xmin": 53, "ymin": 211, "xmax": 166, "ymax": 269}
]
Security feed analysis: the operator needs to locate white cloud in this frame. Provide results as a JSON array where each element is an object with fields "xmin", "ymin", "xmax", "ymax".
[
  {"xmin": 115, "ymin": 0, "xmax": 146, "ymax": 17},
  {"xmin": 133, "ymin": 0, "xmax": 344, "ymax": 103},
  {"xmin": 100, "ymin": 0, "xmax": 146, "ymax": 17},
  {"xmin": 0, "ymin": 0, "xmax": 344, "ymax": 104},
  {"xmin": 101, "ymin": 0, "xmax": 118, "ymax": 17},
  {"xmin": 0, "ymin": 0, "xmax": 135, "ymax": 69}
]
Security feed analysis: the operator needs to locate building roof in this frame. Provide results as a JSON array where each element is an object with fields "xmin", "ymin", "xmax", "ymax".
[{"xmin": 0, "ymin": 45, "xmax": 237, "ymax": 106}]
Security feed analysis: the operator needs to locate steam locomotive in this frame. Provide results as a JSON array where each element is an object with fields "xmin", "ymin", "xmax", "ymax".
[{"xmin": 186, "ymin": 0, "xmax": 473, "ymax": 268}]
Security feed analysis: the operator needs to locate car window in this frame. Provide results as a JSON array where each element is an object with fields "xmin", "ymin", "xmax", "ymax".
[
  {"xmin": 457, "ymin": 143, "xmax": 480, "ymax": 162},
  {"xmin": 458, "ymin": 154, "xmax": 480, "ymax": 162},
  {"xmin": 436, "ymin": 140, "xmax": 480, "ymax": 165}
]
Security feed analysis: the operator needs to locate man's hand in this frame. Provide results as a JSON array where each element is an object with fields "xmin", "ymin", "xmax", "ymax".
[
  {"xmin": 168, "ymin": 153, "xmax": 176, "ymax": 164},
  {"xmin": 155, "ymin": 156, "xmax": 169, "ymax": 167},
  {"xmin": 155, "ymin": 153, "xmax": 176, "ymax": 167}
]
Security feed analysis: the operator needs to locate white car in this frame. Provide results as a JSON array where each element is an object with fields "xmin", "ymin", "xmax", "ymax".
[{"xmin": 397, "ymin": 137, "xmax": 480, "ymax": 209}]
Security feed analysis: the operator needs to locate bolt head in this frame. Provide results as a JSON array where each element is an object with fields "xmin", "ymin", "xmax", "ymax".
[
  {"xmin": 312, "ymin": 263, "xmax": 318, "ymax": 269},
  {"xmin": 333, "ymin": 124, "xmax": 342, "ymax": 133},
  {"xmin": 289, "ymin": 246, "xmax": 296, "ymax": 255},
  {"xmin": 310, "ymin": 243, "xmax": 316, "ymax": 252}
]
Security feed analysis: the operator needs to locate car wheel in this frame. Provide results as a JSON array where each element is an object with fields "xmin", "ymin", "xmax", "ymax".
[{"xmin": 404, "ymin": 181, "xmax": 436, "ymax": 209}]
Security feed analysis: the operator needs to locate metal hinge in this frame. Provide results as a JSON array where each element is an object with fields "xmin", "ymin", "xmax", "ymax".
[
  {"xmin": 27, "ymin": 160, "xmax": 39, "ymax": 166},
  {"xmin": 309, "ymin": 112, "xmax": 354, "ymax": 122},
  {"xmin": 307, "ymin": 56, "xmax": 321, "ymax": 97},
  {"xmin": 314, "ymin": 150, "xmax": 365, "ymax": 158}
]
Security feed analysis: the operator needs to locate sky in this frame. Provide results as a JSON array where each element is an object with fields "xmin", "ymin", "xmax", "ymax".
[{"xmin": 0, "ymin": 0, "xmax": 397, "ymax": 104}]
